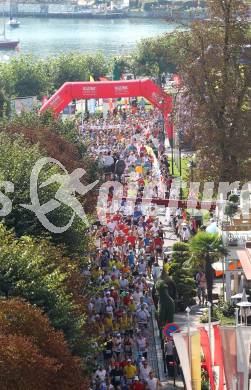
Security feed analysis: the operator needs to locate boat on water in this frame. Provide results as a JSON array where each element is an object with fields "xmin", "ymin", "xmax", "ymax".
[
  {"xmin": 0, "ymin": 37, "xmax": 19, "ymax": 49},
  {"xmin": 7, "ymin": 0, "xmax": 20, "ymax": 28},
  {"xmin": 7, "ymin": 18, "xmax": 20, "ymax": 28},
  {"xmin": 0, "ymin": 21, "xmax": 19, "ymax": 49}
]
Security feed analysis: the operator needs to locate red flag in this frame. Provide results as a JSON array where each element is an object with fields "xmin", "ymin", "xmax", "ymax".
[
  {"xmin": 199, "ymin": 328, "xmax": 215, "ymax": 390},
  {"xmin": 213, "ymin": 325, "xmax": 224, "ymax": 390},
  {"xmin": 220, "ymin": 327, "xmax": 237, "ymax": 390}
]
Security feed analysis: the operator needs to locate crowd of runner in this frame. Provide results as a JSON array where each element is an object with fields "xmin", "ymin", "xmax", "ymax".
[
  {"xmin": 82, "ymin": 107, "xmax": 168, "ymax": 390},
  {"xmin": 82, "ymin": 105, "xmax": 199, "ymax": 390}
]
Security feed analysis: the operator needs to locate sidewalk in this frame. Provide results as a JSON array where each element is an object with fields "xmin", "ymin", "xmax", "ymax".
[{"xmin": 150, "ymin": 303, "xmax": 202, "ymax": 389}]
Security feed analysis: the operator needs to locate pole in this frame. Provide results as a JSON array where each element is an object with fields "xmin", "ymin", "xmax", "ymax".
[
  {"xmin": 179, "ymin": 147, "xmax": 182, "ymax": 177},
  {"xmin": 222, "ymin": 257, "xmax": 225, "ymax": 302},
  {"xmin": 186, "ymin": 307, "xmax": 191, "ymax": 375},
  {"xmin": 235, "ymin": 307, "xmax": 239, "ymax": 327},
  {"xmin": 171, "ymin": 143, "xmax": 174, "ymax": 176},
  {"xmin": 207, "ymin": 302, "xmax": 213, "ymax": 363},
  {"xmin": 81, "ymin": 99, "xmax": 84, "ymax": 135}
]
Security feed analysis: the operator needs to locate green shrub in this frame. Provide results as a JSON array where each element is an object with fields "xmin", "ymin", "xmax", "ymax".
[
  {"xmin": 200, "ymin": 307, "xmax": 221, "ymax": 323},
  {"xmin": 224, "ymin": 202, "xmax": 238, "ymax": 218},
  {"xmin": 200, "ymin": 299, "xmax": 235, "ymax": 323},
  {"xmin": 201, "ymin": 369, "xmax": 210, "ymax": 390},
  {"xmin": 169, "ymin": 242, "xmax": 196, "ymax": 310},
  {"xmin": 228, "ymin": 194, "xmax": 239, "ymax": 203},
  {"xmin": 218, "ymin": 299, "xmax": 235, "ymax": 317}
]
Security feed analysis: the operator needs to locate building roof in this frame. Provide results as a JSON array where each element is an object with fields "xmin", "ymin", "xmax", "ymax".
[{"xmin": 236, "ymin": 248, "xmax": 251, "ymax": 280}]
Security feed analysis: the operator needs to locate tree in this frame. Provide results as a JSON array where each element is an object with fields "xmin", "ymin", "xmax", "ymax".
[
  {"xmin": 155, "ymin": 279, "xmax": 175, "ymax": 326},
  {"xmin": 0, "ymin": 222, "xmax": 100, "ymax": 363},
  {"xmin": 48, "ymin": 53, "xmax": 88, "ymax": 90},
  {"xmin": 0, "ymin": 130, "xmax": 96, "ymax": 254},
  {"xmin": 0, "ymin": 53, "xmax": 109, "ymax": 100},
  {"xmin": 174, "ymin": 0, "xmax": 251, "ymax": 183},
  {"xmin": 48, "ymin": 53, "xmax": 108, "ymax": 89},
  {"xmin": 133, "ymin": 33, "xmax": 177, "ymax": 78},
  {"xmin": 224, "ymin": 193, "xmax": 239, "ymax": 223},
  {"xmin": 168, "ymin": 242, "xmax": 196, "ymax": 310},
  {"xmin": 0, "ymin": 87, "xmax": 10, "ymax": 118},
  {"xmin": 0, "ymin": 298, "xmax": 88, "ymax": 390},
  {"xmin": 0, "ymin": 55, "xmax": 52, "ymax": 98},
  {"xmin": 189, "ymin": 232, "xmax": 228, "ymax": 303}
]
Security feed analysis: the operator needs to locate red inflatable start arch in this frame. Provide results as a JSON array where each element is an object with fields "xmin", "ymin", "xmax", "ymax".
[{"xmin": 40, "ymin": 78, "xmax": 173, "ymax": 141}]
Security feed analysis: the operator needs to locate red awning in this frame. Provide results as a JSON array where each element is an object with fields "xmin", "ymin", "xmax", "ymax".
[{"xmin": 236, "ymin": 249, "xmax": 251, "ymax": 280}]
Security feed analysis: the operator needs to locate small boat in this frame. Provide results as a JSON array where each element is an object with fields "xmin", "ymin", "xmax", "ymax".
[
  {"xmin": 7, "ymin": 18, "xmax": 20, "ymax": 28},
  {"xmin": 0, "ymin": 21, "xmax": 19, "ymax": 49},
  {"xmin": 7, "ymin": 0, "xmax": 20, "ymax": 28},
  {"xmin": 0, "ymin": 38, "xmax": 19, "ymax": 49}
]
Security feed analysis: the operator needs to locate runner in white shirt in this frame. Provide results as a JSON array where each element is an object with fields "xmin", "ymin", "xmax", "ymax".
[
  {"xmin": 139, "ymin": 360, "xmax": 152, "ymax": 382},
  {"xmin": 120, "ymin": 275, "xmax": 129, "ymax": 290},
  {"xmin": 95, "ymin": 367, "xmax": 107, "ymax": 382},
  {"xmin": 136, "ymin": 305, "xmax": 150, "ymax": 328},
  {"xmin": 106, "ymin": 301, "xmax": 114, "ymax": 316},
  {"xmin": 133, "ymin": 288, "xmax": 143, "ymax": 304},
  {"xmin": 107, "ymin": 221, "xmax": 117, "ymax": 233},
  {"xmin": 138, "ymin": 259, "xmax": 147, "ymax": 276},
  {"xmin": 146, "ymin": 372, "xmax": 162, "ymax": 390},
  {"xmin": 136, "ymin": 298, "xmax": 149, "ymax": 313},
  {"xmin": 152, "ymin": 263, "xmax": 161, "ymax": 282},
  {"xmin": 136, "ymin": 334, "xmax": 148, "ymax": 359}
]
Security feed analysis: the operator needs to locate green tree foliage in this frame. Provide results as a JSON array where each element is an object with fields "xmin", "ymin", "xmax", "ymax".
[
  {"xmin": 132, "ymin": 33, "xmax": 177, "ymax": 77},
  {"xmin": 0, "ymin": 87, "xmax": 10, "ymax": 118},
  {"xmin": 224, "ymin": 193, "xmax": 239, "ymax": 221},
  {"xmin": 155, "ymin": 279, "xmax": 175, "ymax": 326},
  {"xmin": 224, "ymin": 202, "xmax": 238, "ymax": 220},
  {"xmin": 83, "ymin": 53, "xmax": 109, "ymax": 80},
  {"xmin": 0, "ymin": 223, "xmax": 92, "ymax": 356},
  {"xmin": 0, "ymin": 53, "xmax": 109, "ymax": 105},
  {"xmin": 0, "ymin": 55, "xmax": 52, "ymax": 98},
  {"xmin": 48, "ymin": 53, "xmax": 89, "ymax": 89},
  {"xmin": 189, "ymin": 232, "xmax": 228, "ymax": 303},
  {"xmin": 5, "ymin": 111, "xmax": 100, "ymax": 183},
  {"xmin": 0, "ymin": 131, "xmax": 95, "ymax": 255},
  {"xmin": 174, "ymin": 0, "xmax": 251, "ymax": 182},
  {"xmin": 47, "ymin": 52, "xmax": 108, "ymax": 89},
  {"xmin": 169, "ymin": 242, "xmax": 196, "ymax": 310}
]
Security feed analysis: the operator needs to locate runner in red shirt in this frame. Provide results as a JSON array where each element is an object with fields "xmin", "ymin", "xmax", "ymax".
[
  {"xmin": 127, "ymin": 235, "xmax": 136, "ymax": 247},
  {"xmin": 115, "ymin": 235, "xmax": 125, "ymax": 246},
  {"xmin": 130, "ymin": 377, "xmax": 145, "ymax": 390}
]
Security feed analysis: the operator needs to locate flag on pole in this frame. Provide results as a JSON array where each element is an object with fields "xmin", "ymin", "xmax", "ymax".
[
  {"xmin": 236, "ymin": 326, "xmax": 251, "ymax": 390},
  {"xmin": 173, "ymin": 333, "xmax": 192, "ymax": 390},
  {"xmin": 200, "ymin": 327, "xmax": 215, "ymax": 390},
  {"xmin": 191, "ymin": 331, "xmax": 201, "ymax": 390},
  {"xmin": 213, "ymin": 325, "xmax": 224, "ymax": 390},
  {"xmin": 220, "ymin": 327, "xmax": 237, "ymax": 390}
]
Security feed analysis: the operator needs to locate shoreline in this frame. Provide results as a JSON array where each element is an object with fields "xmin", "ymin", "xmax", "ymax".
[
  {"xmin": 1, "ymin": 12, "xmax": 204, "ymax": 20},
  {"xmin": 0, "ymin": 3, "xmax": 206, "ymax": 20}
]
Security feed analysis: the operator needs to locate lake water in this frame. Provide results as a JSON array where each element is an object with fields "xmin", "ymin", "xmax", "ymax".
[{"xmin": 2, "ymin": 17, "xmax": 178, "ymax": 58}]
